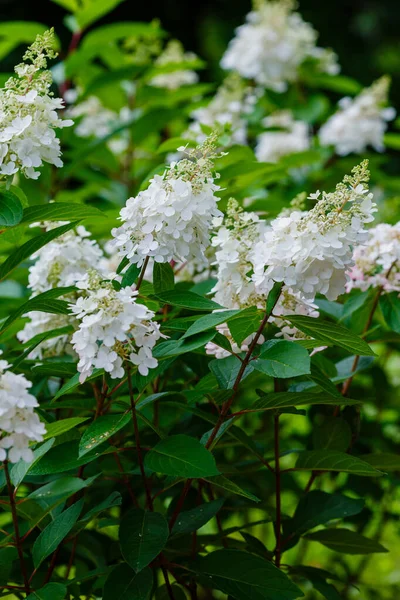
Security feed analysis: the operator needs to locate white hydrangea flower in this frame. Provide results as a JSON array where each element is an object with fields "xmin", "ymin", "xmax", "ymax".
[
  {"xmin": 111, "ymin": 136, "xmax": 223, "ymax": 267},
  {"xmin": 211, "ymin": 199, "xmax": 267, "ymax": 310},
  {"xmin": 0, "ymin": 29, "xmax": 73, "ymax": 180},
  {"xmin": 17, "ymin": 223, "xmax": 106, "ymax": 358},
  {"xmin": 150, "ymin": 40, "xmax": 199, "ymax": 90},
  {"xmin": 319, "ymin": 76, "xmax": 396, "ymax": 156},
  {"xmin": 187, "ymin": 73, "xmax": 259, "ymax": 145},
  {"xmin": 70, "ymin": 272, "xmax": 162, "ymax": 383},
  {"xmin": 220, "ymin": 0, "xmax": 339, "ymax": 92},
  {"xmin": 255, "ymin": 111, "xmax": 310, "ymax": 163},
  {"xmin": 346, "ymin": 222, "xmax": 400, "ymax": 294},
  {"xmin": 0, "ymin": 353, "xmax": 46, "ymax": 463},
  {"xmin": 251, "ymin": 161, "xmax": 377, "ymax": 301},
  {"xmin": 271, "ymin": 287, "xmax": 319, "ymax": 339}
]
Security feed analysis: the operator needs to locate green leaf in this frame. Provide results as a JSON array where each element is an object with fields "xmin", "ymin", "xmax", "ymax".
[
  {"xmin": 153, "ymin": 262, "xmax": 175, "ymax": 294},
  {"xmin": 172, "ymin": 498, "xmax": 224, "ymax": 536},
  {"xmin": 29, "ymin": 440, "xmax": 111, "ymax": 475},
  {"xmin": 251, "ymin": 392, "xmax": 360, "ymax": 412},
  {"xmin": 21, "ymin": 202, "xmax": 105, "ymax": 224},
  {"xmin": 156, "ymin": 584, "xmax": 187, "ymax": 600},
  {"xmin": 144, "ymin": 434, "xmax": 220, "ymax": 478},
  {"xmin": 121, "ymin": 263, "xmax": 141, "ymax": 288},
  {"xmin": 228, "ymin": 307, "xmax": 263, "ymax": 346},
  {"xmin": 192, "ymin": 549, "xmax": 303, "ymax": 600},
  {"xmin": 0, "ymin": 547, "xmax": 18, "ymax": 585},
  {"xmin": 156, "ymin": 290, "xmax": 222, "ymax": 311},
  {"xmin": 252, "ymin": 340, "xmax": 310, "ymax": 379},
  {"xmin": 103, "ymin": 564, "xmax": 153, "ymax": 600},
  {"xmin": 76, "ymin": 0, "xmax": 126, "ymax": 29},
  {"xmin": 308, "ymin": 363, "xmax": 342, "ymax": 398},
  {"xmin": 203, "ymin": 475, "xmax": 260, "ymax": 503},
  {"xmin": 32, "ymin": 499, "xmax": 83, "ymax": 568},
  {"xmin": 119, "ymin": 508, "xmax": 169, "ymax": 572},
  {"xmin": 153, "ymin": 331, "xmax": 216, "ymax": 358},
  {"xmin": 0, "ymin": 188, "xmax": 23, "ymax": 227},
  {"xmin": 182, "ymin": 309, "xmax": 243, "ymax": 339},
  {"xmin": 305, "ymin": 529, "xmax": 388, "ymax": 554},
  {"xmin": 81, "ymin": 491, "xmax": 122, "ymax": 522},
  {"xmin": 79, "ymin": 413, "xmax": 131, "ymax": 457},
  {"xmin": 286, "ymin": 316, "xmax": 375, "ymax": 356},
  {"xmin": 0, "ymin": 221, "xmax": 80, "ymax": 282},
  {"xmin": 380, "ymin": 293, "xmax": 400, "ymax": 333},
  {"xmin": 29, "ymin": 476, "xmax": 95, "ymax": 501},
  {"xmin": 0, "ymin": 286, "xmax": 74, "ymax": 336},
  {"xmin": 286, "ymin": 491, "xmax": 364, "ymax": 537},
  {"xmin": 26, "ymin": 583, "xmax": 67, "ymax": 600},
  {"xmin": 0, "ymin": 22, "xmax": 50, "ymax": 61},
  {"xmin": 360, "ymin": 453, "xmax": 400, "ymax": 471},
  {"xmin": 52, "ymin": 368, "xmax": 103, "ymax": 401},
  {"xmin": 43, "ymin": 417, "xmax": 89, "ymax": 440},
  {"xmin": 312, "ymin": 417, "xmax": 352, "ymax": 452},
  {"xmin": 266, "ymin": 281, "xmax": 284, "ymax": 315},
  {"xmin": 383, "ymin": 132, "xmax": 400, "ymax": 150},
  {"xmin": 295, "ymin": 450, "xmax": 383, "ymax": 476},
  {"xmin": 11, "ymin": 438, "xmax": 55, "ymax": 487},
  {"xmin": 209, "ymin": 355, "xmax": 253, "ymax": 390}
]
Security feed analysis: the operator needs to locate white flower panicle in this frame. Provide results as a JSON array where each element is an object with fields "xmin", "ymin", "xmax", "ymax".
[
  {"xmin": 255, "ymin": 111, "xmax": 310, "ymax": 163},
  {"xmin": 111, "ymin": 135, "xmax": 223, "ymax": 267},
  {"xmin": 0, "ymin": 29, "xmax": 73, "ymax": 179},
  {"xmin": 0, "ymin": 354, "xmax": 45, "ymax": 463},
  {"xmin": 346, "ymin": 222, "xmax": 400, "ymax": 294},
  {"xmin": 319, "ymin": 76, "xmax": 396, "ymax": 156},
  {"xmin": 220, "ymin": 0, "xmax": 339, "ymax": 92},
  {"xmin": 187, "ymin": 74, "xmax": 258, "ymax": 145},
  {"xmin": 150, "ymin": 40, "xmax": 199, "ymax": 90},
  {"xmin": 17, "ymin": 223, "xmax": 106, "ymax": 358},
  {"xmin": 70, "ymin": 271, "xmax": 162, "ymax": 383},
  {"xmin": 211, "ymin": 199, "xmax": 267, "ymax": 309},
  {"xmin": 251, "ymin": 161, "xmax": 377, "ymax": 301}
]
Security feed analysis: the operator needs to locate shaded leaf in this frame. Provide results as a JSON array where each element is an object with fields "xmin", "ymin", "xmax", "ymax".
[
  {"xmin": 79, "ymin": 413, "xmax": 130, "ymax": 457},
  {"xmin": 253, "ymin": 340, "xmax": 310, "ymax": 379},
  {"xmin": 120, "ymin": 508, "xmax": 169, "ymax": 572},
  {"xmin": 305, "ymin": 528, "xmax": 388, "ymax": 554},
  {"xmin": 144, "ymin": 435, "xmax": 220, "ymax": 478},
  {"xmin": 295, "ymin": 450, "xmax": 383, "ymax": 476},
  {"xmin": 172, "ymin": 498, "xmax": 225, "ymax": 536},
  {"xmin": 103, "ymin": 564, "xmax": 153, "ymax": 600}
]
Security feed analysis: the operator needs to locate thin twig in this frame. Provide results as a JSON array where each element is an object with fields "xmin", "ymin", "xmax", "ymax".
[
  {"xmin": 3, "ymin": 461, "xmax": 30, "ymax": 595},
  {"xmin": 135, "ymin": 256, "xmax": 150, "ymax": 291}
]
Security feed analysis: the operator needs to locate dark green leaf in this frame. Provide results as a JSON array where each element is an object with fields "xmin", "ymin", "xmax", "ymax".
[
  {"xmin": 182, "ymin": 309, "xmax": 243, "ymax": 339},
  {"xmin": 79, "ymin": 413, "xmax": 131, "ymax": 457},
  {"xmin": 172, "ymin": 498, "xmax": 224, "ymax": 536},
  {"xmin": 0, "ymin": 188, "xmax": 23, "ymax": 227},
  {"xmin": 153, "ymin": 331, "xmax": 215, "ymax": 358},
  {"xmin": 380, "ymin": 293, "xmax": 400, "ymax": 333},
  {"xmin": 103, "ymin": 564, "xmax": 153, "ymax": 600},
  {"xmin": 228, "ymin": 307, "xmax": 263, "ymax": 346},
  {"xmin": 121, "ymin": 263, "xmax": 141, "ymax": 288},
  {"xmin": 286, "ymin": 316, "xmax": 375, "ymax": 356},
  {"xmin": 144, "ymin": 434, "xmax": 220, "ymax": 478},
  {"xmin": 192, "ymin": 549, "xmax": 303, "ymax": 600},
  {"xmin": 156, "ymin": 290, "xmax": 222, "ymax": 311},
  {"xmin": 153, "ymin": 262, "xmax": 175, "ymax": 294},
  {"xmin": 120, "ymin": 508, "xmax": 169, "ymax": 572},
  {"xmin": 203, "ymin": 475, "xmax": 260, "ymax": 503},
  {"xmin": 305, "ymin": 528, "xmax": 388, "ymax": 554},
  {"xmin": 295, "ymin": 450, "xmax": 383, "ymax": 476},
  {"xmin": 32, "ymin": 499, "xmax": 83, "ymax": 567},
  {"xmin": 209, "ymin": 355, "xmax": 253, "ymax": 390},
  {"xmin": 312, "ymin": 417, "xmax": 352, "ymax": 452},
  {"xmin": 43, "ymin": 417, "xmax": 89, "ymax": 440},
  {"xmin": 251, "ymin": 392, "xmax": 360, "ymax": 412},
  {"xmin": 26, "ymin": 583, "xmax": 67, "ymax": 600},
  {"xmin": 360, "ymin": 453, "xmax": 400, "ymax": 471},
  {"xmin": 21, "ymin": 203, "xmax": 105, "ymax": 224}
]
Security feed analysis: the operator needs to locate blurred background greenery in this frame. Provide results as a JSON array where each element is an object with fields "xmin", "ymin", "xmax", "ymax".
[{"xmin": 1, "ymin": 0, "xmax": 400, "ymax": 104}]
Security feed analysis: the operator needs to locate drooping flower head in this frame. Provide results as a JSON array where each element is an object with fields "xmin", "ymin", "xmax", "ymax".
[
  {"xmin": 0, "ymin": 29, "xmax": 73, "ymax": 179},
  {"xmin": 346, "ymin": 222, "xmax": 400, "ymax": 294},
  {"xmin": 70, "ymin": 271, "xmax": 162, "ymax": 383},
  {"xmin": 187, "ymin": 73, "xmax": 259, "ymax": 146},
  {"xmin": 0, "ymin": 354, "xmax": 46, "ymax": 463},
  {"xmin": 255, "ymin": 110, "xmax": 310, "ymax": 163},
  {"xmin": 111, "ymin": 134, "xmax": 223, "ymax": 267},
  {"xmin": 220, "ymin": 0, "xmax": 339, "ymax": 92},
  {"xmin": 251, "ymin": 161, "xmax": 377, "ymax": 301},
  {"xmin": 319, "ymin": 76, "xmax": 396, "ymax": 156},
  {"xmin": 150, "ymin": 40, "xmax": 199, "ymax": 90}
]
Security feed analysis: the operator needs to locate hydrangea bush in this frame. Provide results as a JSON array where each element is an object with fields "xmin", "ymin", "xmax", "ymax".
[{"xmin": 0, "ymin": 2, "xmax": 399, "ymax": 599}]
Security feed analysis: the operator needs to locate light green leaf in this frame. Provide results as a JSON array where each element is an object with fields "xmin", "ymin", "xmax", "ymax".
[
  {"xmin": 144, "ymin": 434, "xmax": 220, "ymax": 478},
  {"xmin": 32, "ymin": 499, "xmax": 83, "ymax": 568},
  {"xmin": 295, "ymin": 450, "xmax": 383, "ymax": 476},
  {"xmin": 0, "ymin": 22, "xmax": 50, "ymax": 61},
  {"xmin": 193, "ymin": 549, "xmax": 303, "ymax": 600},
  {"xmin": 182, "ymin": 309, "xmax": 242, "ymax": 339},
  {"xmin": 21, "ymin": 202, "xmax": 105, "ymax": 224},
  {"xmin": 305, "ymin": 528, "xmax": 388, "ymax": 554},
  {"xmin": 11, "ymin": 438, "xmax": 55, "ymax": 487},
  {"xmin": 103, "ymin": 564, "xmax": 153, "ymax": 600},
  {"xmin": 286, "ymin": 316, "xmax": 375, "ymax": 356},
  {"xmin": 120, "ymin": 509, "xmax": 169, "ymax": 572},
  {"xmin": 29, "ymin": 476, "xmax": 95, "ymax": 501},
  {"xmin": 52, "ymin": 368, "xmax": 103, "ymax": 401},
  {"xmin": 43, "ymin": 417, "xmax": 89, "ymax": 440},
  {"xmin": 79, "ymin": 413, "xmax": 131, "ymax": 457},
  {"xmin": 252, "ymin": 340, "xmax": 310, "ymax": 379},
  {"xmin": 76, "ymin": 0, "xmax": 127, "ymax": 29}
]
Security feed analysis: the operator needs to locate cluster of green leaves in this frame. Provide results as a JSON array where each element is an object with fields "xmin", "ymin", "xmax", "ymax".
[{"xmin": 0, "ymin": 2, "xmax": 400, "ymax": 600}]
